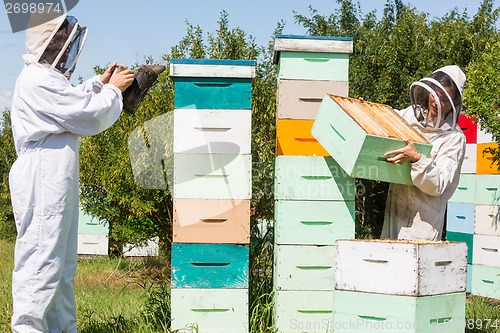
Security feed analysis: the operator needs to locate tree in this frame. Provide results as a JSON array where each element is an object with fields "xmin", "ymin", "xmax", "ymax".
[
  {"xmin": 463, "ymin": 41, "xmax": 500, "ymax": 164},
  {"xmin": 0, "ymin": 110, "xmax": 17, "ymax": 240}
]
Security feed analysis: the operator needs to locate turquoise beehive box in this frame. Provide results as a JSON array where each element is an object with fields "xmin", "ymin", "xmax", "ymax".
[
  {"xmin": 170, "ymin": 59, "xmax": 255, "ymax": 110},
  {"xmin": 171, "ymin": 243, "xmax": 249, "ymax": 288},
  {"xmin": 312, "ymin": 94, "xmax": 433, "ymax": 185}
]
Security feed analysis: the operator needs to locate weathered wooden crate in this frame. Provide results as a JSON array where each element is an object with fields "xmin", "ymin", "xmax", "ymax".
[
  {"xmin": 476, "ymin": 175, "xmax": 500, "ymax": 205},
  {"xmin": 170, "ymin": 59, "xmax": 255, "ymax": 110},
  {"xmin": 333, "ymin": 290, "xmax": 466, "ymax": 333},
  {"xmin": 274, "ymin": 156, "xmax": 355, "ymax": 201},
  {"xmin": 448, "ymin": 174, "xmax": 476, "ymax": 204},
  {"xmin": 472, "ymin": 234, "xmax": 500, "ymax": 268},
  {"xmin": 171, "ymin": 288, "xmax": 248, "ymax": 333},
  {"xmin": 446, "ymin": 231, "xmax": 473, "ymax": 264},
  {"xmin": 474, "ymin": 205, "xmax": 500, "ymax": 236},
  {"xmin": 274, "ymin": 199, "xmax": 355, "ymax": 246},
  {"xmin": 77, "ymin": 234, "xmax": 108, "ymax": 255},
  {"xmin": 470, "ymin": 264, "xmax": 500, "ymax": 299},
  {"xmin": 312, "ymin": 94, "xmax": 432, "ymax": 185},
  {"xmin": 335, "ymin": 239, "xmax": 467, "ymax": 296},
  {"xmin": 174, "ymin": 109, "xmax": 251, "ymax": 155},
  {"xmin": 273, "ymin": 35, "xmax": 353, "ymax": 81},
  {"xmin": 477, "ymin": 142, "xmax": 500, "ymax": 174},
  {"xmin": 171, "ymin": 243, "xmax": 248, "ymax": 288},
  {"xmin": 173, "ymin": 198, "xmax": 250, "ymax": 244},
  {"xmin": 445, "ymin": 202, "xmax": 475, "ymax": 234},
  {"xmin": 274, "ymin": 290, "xmax": 334, "ymax": 333},
  {"xmin": 173, "ymin": 153, "xmax": 252, "ymax": 199},
  {"xmin": 277, "ymin": 79, "xmax": 348, "ymax": 120},
  {"xmin": 461, "ymin": 144, "xmax": 477, "ymax": 174},
  {"xmin": 274, "ymin": 244, "xmax": 336, "ymax": 291},
  {"xmin": 276, "ymin": 119, "xmax": 329, "ymax": 156}
]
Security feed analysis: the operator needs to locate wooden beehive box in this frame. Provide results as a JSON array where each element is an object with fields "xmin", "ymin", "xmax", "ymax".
[
  {"xmin": 335, "ymin": 239, "xmax": 467, "ymax": 296},
  {"xmin": 312, "ymin": 94, "xmax": 433, "ymax": 185},
  {"xmin": 170, "ymin": 58, "xmax": 255, "ymax": 110}
]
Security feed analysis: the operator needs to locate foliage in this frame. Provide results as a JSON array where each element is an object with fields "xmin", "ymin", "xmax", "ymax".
[
  {"xmin": 0, "ymin": 111, "xmax": 16, "ymax": 240},
  {"xmin": 464, "ymin": 41, "xmax": 500, "ymax": 166}
]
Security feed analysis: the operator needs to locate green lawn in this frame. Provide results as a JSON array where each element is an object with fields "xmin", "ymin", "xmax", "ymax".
[{"xmin": 1, "ymin": 238, "xmax": 499, "ymax": 332}]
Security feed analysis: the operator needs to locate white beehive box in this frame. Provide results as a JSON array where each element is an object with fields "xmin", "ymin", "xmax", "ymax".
[
  {"xmin": 123, "ymin": 237, "xmax": 159, "ymax": 257},
  {"xmin": 335, "ymin": 239, "xmax": 467, "ymax": 296}
]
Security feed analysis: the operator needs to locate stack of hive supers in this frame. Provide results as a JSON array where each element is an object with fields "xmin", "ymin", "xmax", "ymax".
[
  {"xmin": 77, "ymin": 206, "xmax": 109, "ymax": 255},
  {"xmin": 169, "ymin": 59, "xmax": 255, "ymax": 333},
  {"xmin": 312, "ymin": 94, "xmax": 433, "ymax": 185},
  {"xmin": 333, "ymin": 239, "xmax": 468, "ymax": 333},
  {"xmin": 272, "ymin": 35, "xmax": 356, "ymax": 333},
  {"xmin": 447, "ymin": 115, "xmax": 500, "ymax": 299}
]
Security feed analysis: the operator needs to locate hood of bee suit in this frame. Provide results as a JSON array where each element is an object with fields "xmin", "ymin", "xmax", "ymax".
[
  {"xmin": 409, "ymin": 65, "xmax": 466, "ymax": 131},
  {"xmin": 24, "ymin": 12, "xmax": 88, "ymax": 79}
]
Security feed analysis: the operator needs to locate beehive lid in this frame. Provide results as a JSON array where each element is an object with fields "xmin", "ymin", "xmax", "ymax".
[
  {"xmin": 273, "ymin": 35, "xmax": 353, "ymax": 64},
  {"xmin": 169, "ymin": 58, "xmax": 256, "ymax": 78},
  {"xmin": 328, "ymin": 94, "xmax": 429, "ymax": 144}
]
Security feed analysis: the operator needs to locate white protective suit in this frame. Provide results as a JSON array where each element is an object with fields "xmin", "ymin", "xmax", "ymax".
[
  {"xmin": 381, "ymin": 65, "xmax": 467, "ymax": 240},
  {"xmin": 9, "ymin": 14, "xmax": 123, "ymax": 333}
]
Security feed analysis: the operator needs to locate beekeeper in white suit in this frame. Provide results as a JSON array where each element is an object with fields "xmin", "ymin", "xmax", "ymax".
[
  {"xmin": 9, "ymin": 12, "xmax": 134, "ymax": 332},
  {"xmin": 381, "ymin": 65, "xmax": 467, "ymax": 241}
]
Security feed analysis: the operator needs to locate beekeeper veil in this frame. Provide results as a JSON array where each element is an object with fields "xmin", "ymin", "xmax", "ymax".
[
  {"xmin": 409, "ymin": 65, "xmax": 466, "ymax": 130},
  {"xmin": 25, "ymin": 13, "xmax": 87, "ymax": 79}
]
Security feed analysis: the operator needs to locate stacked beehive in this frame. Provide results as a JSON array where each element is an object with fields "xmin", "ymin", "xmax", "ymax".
[
  {"xmin": 333, "ymin": 240, "xmax": 468, "ymax": 333},
  {"xmin": 447, "ymin": 115, "xmax": 500, "ymax": 299},
  {"xmin": 169, "ymin": 59, "xmax": 255, "ymax": 332},
  {"xmin": 77, "ymin": 206, "xmax": 109, "ymax": 255},
  {"xmin": 272, "ymin": 35, "xmax": 356, "ymax": 333}
]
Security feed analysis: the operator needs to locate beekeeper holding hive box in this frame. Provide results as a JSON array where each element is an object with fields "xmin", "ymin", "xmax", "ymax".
[{"xmin": 382, "ymin": 65, "xmax": 467, "ymax": 240}]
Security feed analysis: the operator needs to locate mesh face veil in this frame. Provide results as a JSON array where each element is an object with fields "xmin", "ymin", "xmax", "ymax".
[
  {"xmin": 409, "ymin": 72, "xmax": 461, "ymax": 130},
  {"xmin": 39, "ymin": 16, "xmax": 87, "ymax": 79}
]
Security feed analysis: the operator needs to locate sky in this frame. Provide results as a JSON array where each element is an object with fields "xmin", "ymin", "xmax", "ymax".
[{"xmin": 0, "ymin": 0, "xmax": 497, "ymax": 113}]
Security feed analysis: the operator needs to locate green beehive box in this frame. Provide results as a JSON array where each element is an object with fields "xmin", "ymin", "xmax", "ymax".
[
  {"xmin": 333, "ymin": 290, "xmax": 466, "ymax": 333},
  {"xmin": 78, "ymin": 206, "xmax": 108, "ymax": 235},
  {"xmin": 274, "ymin": 155, "xmax": 355, "ymax": 201},
  {"xmin": 273, "ymin": 35, "xmax": 353, "ymax": 82},
  {"xmin": 274, "ymin": 199, "xmax": 355, "ymax": 246},
  {"xmin": 449, "ymin": 174, "xmax": 476, "ymax": 204},
  {"xmin": 470, "ymin": 264, "xmax": 500, "ymax": 299},
  {"xmin": 171, "ymin": 288, "xmax": 248, "ymax": 333},
  {"xmin": 274, "ymin": 244, "xmax": 336, "ymax": 291},
  {"xmin": 476, "ymin": 174, "xmax": 500, "ymax": 205},
  {"xmin": 312, "ymin": 94, "xmax": 433, "ymax": 185}
]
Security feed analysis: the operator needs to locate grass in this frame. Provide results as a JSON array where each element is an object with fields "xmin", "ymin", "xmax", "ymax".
[{"xmin": 1, "ymin": 238, "xmax": 499, "ymax": 332}]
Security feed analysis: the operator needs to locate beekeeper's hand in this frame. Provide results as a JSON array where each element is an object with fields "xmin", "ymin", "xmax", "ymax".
[
  {"xmin": 101, "ymin": 62, "xmax": 119, "ymax": 84},
  {"xmin": 109, "ymin": 67, "xmax": 135, "ymax": 92},
  {"xmin": 384, "ymin": 138, "xmax": 422, "ymax": 164}
]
